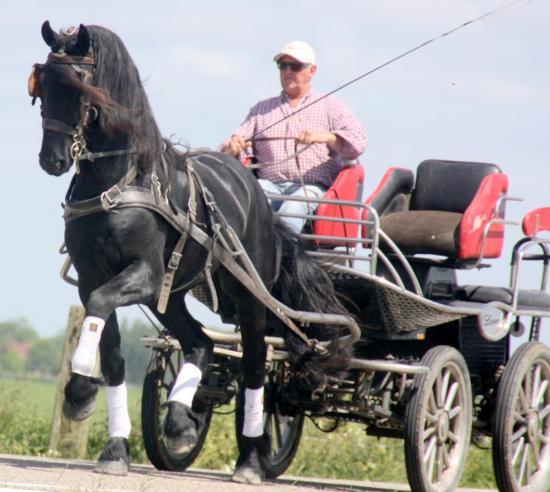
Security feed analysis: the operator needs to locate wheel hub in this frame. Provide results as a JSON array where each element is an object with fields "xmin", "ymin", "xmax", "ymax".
[
  {"xmin": 436, "ymin": 411, "xmax": 450, "ymax": 443},
  {"xmin": 527, "ymin": 411, "xmax": 540, "ymax": 444}
]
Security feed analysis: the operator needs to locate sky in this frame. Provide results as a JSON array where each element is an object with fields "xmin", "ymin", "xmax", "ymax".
[{"xmin": 0, "ymin": 0, "xmax": 549, "ymax": 350}]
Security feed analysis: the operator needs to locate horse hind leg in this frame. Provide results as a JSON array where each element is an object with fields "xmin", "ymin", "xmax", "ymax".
[
  {"xmin": 229, "ymin": 292, "xmax": 268, "ymax": 485},
  {"xmin": 156, "ymin": 295, "xmax": 213, "ymax": 456}
]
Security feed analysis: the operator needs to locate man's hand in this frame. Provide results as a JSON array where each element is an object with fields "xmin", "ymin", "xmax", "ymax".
[
  {"xmin": 296, "ymin": 130, "xmax": 344, "ymax": 152},
  {"xmin": 222, "ymin": 135, "xmax": 250, "ymax": 157}
]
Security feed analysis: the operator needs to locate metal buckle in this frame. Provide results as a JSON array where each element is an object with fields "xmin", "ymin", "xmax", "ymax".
[
  {"xmin": 168, "ymin": 252, "xmax": 182, "ymax": 271},
  {"xmin": 101, "ymin": 185, "xmax": 122, "ymax": 208}
]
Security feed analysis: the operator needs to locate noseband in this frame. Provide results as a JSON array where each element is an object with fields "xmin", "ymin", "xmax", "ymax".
[{"xmin": 34, "ymin": 51, "xmax": 136, "ymax": 172}]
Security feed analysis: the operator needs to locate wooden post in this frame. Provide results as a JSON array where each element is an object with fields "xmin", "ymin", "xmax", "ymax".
[{"xmin": 48, "ymin": 305, "xmax": 94, "ymax": 458}]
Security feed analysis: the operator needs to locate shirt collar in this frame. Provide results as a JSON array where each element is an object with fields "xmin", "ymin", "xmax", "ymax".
[{"xmin": 280, "ymin": 89, "xmax": 317, "ymax": 105}]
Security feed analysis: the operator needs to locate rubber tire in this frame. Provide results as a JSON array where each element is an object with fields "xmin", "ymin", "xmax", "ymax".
[
  {"xmin": 404, "ymin": 346, "xmax": 472, "ymax": 492},
  {"xmin": 141, "ymin": 352, "xmax": 213, "ymax": 471},
  {"xmin": 235, "ymin": 363, "xmax": 305, "ymax": 478},
  {"xmin": 492, "ymin": 341, "xmax": 550, "ymax": 492}
]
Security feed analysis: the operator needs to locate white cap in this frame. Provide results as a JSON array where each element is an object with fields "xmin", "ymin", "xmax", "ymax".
[{"xmin": 273, "ymin": 40, "xmax": 316, "ymax": 65}]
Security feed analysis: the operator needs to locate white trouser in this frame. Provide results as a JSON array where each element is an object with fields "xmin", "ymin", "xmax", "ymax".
[{"xmin": 258, "ymin": 180, "xmax": 326, "ymax": 234}]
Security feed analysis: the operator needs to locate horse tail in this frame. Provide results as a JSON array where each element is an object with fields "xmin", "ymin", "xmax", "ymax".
[{"xmin": 270, "ymin": 218, "xmax": 354, "ymax": 393}]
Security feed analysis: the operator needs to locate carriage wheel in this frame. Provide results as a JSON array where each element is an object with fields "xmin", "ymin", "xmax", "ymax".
[
  {"xmin": 141, "ymin": 349, "xmax": 213, "ymax": 471},
  {"xmin": 404, "ymin": 346, "xmax": 472, "ymax": 492},
  {"xmin": 236, "ymin": 360, "xmax": 305, "ymax": 478},
  {"xmin": 492, "ymin": 342, "xmax": 550, "ymax": 492}
]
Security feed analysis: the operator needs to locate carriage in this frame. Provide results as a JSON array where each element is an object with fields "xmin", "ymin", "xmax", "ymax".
[
  {"xmin": 32, "ymin": 21, "xmax": 549, "ymax": 492},
  {"xmin": 138, "ymin": 158, "xmax": 550, "ymax": 492}
]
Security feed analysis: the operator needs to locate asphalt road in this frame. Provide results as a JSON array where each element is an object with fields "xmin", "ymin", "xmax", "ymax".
[{"xmin": 0, "ymin": 454, "xmax": 497, "ymax": 492}]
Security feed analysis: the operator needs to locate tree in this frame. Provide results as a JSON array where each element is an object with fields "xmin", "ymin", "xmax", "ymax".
[
  {"xmin": 26, "ymin": 336, "xmax": 64, "ymax": 376},
  {"xmin": 0, "ymin": 318, "xmax": 38, "ymax": 346}
]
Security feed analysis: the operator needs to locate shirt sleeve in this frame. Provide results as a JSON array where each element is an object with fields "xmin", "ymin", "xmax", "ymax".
[
  {"xmin": 327, "ymin": 97, "xmax": 368, "ymax": 160},
  {"xmin": 217, "ymin": 104, "xmax": 261, "ymax": 160}
]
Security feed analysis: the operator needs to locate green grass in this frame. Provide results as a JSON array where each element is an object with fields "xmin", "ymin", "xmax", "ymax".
[{"xmin": 0, "ymin": 377, "xmax": 496, "ymax": 488}]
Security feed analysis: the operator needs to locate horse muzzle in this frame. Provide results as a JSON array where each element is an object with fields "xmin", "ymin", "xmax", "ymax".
[{"xmin": 39, "ymin": 150, "xmax": 72, "ymax": 176}]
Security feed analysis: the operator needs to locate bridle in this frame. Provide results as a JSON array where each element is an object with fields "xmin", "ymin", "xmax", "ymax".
[{"xmin": 30, "ymin": 51, "xmax": 136, "ymax": 173}]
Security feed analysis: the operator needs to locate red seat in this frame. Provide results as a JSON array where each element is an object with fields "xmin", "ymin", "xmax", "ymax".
[
  {"xmin": 522, "ymin": 207, "xmax": 550, "ymax": 237},
  {"xmin": 363, "ymin": 160, "xmax": 509, "ymax": 262},
  {"xmin": 313, "ymin": 165, "xmax": 365, "ymax": 247}
]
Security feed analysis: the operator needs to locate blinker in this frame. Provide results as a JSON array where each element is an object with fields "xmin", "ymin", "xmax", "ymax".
[{"xmin": 28, "ymin": 63, "xmax": 44, "ymax": 104}]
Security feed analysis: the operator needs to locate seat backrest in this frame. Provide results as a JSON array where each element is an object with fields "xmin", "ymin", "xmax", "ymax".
[
  {"xmin": 411, "ymin": 159, "xmax": 501, "ymax": 213},
  {"xmin": 313, "ymin": 165, "xmax": 365, "ymax": 247},
  {"xmin": 361, "ymin": 167, "xmax": 415, "ymax": 242}
]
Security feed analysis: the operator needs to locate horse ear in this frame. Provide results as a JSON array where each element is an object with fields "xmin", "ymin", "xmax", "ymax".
[
  {"xmin": 41, "ymin": 20, "xmax": 59, "ymax": 47},
  {"xmin": 74, "ymin": 24, "xmax": 91, "ymax": 55}
]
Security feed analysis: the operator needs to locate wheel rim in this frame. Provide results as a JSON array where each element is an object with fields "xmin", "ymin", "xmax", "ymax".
[
  {"xmin": 264, "ymin": 397, "xmax": 302, "ymax": 466},
  {"xmin": 508, "ymin": 358, "xmax": 550, "ymax": 488},
  {"xmin": 422, "ymin": 363, "xmax": 469, "ymax": 487}
]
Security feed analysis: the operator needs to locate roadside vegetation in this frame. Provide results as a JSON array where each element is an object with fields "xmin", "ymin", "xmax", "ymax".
[{"xmin": 0, "ymin": 318, "xmax": 497, "ymax": 487}]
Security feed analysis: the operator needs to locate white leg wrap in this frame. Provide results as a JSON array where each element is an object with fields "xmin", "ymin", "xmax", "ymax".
[
  {"xmin": 71, "ymin": 316, "xmax": 105, "ymax": 376},
  {"xmin": 242, "ymin": 387, "xmax": 264, "ymax": 437},
  {"xmin": 168, "ymin": 363, "xmax": 202, "ymax": 407},
  {"xmin": 107, "ymin": 382, "xmax": 131, "ymax": 439}
]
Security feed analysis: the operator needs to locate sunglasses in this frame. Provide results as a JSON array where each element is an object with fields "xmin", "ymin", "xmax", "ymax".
[{"xmin": 276, "ymin": 61, "xmax": 310, "ymax": 72}]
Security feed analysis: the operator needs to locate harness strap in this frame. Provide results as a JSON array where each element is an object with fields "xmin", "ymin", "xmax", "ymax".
[
  {"xmin": 63, "ymin": 164, "xmax": 139, "ymax": 220},
  {"xmin": 78, "ymin": 148, "xmax": 138, "ymax": 162},
  {"xmin": 156, "ymin": 158, "xmax": 197, "ymax": 313},
  {"xmin": 42, "ymin": 118, "xmax": 75, "ymax": 136}
]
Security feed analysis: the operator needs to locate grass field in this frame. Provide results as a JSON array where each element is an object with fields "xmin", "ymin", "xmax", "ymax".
[{"xmin": 0, "ymin": 377, "xmax": 497, "ymax": 488}]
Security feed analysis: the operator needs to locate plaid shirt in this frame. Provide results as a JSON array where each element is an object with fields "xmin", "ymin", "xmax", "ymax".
[{"xmin": 226, "ymin": 90, "xmax": 367, "ymax": 188}]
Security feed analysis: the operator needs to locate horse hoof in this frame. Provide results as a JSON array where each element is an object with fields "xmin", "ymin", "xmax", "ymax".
[
  {"xmin": 95, "ymin": 458, "xmax": 129, "ymax": 476},
  {"xmin": 163, "ymin": 401, "xmax": 198, "ymax": 457},
  {"xmin": 95, "ymin": 437, "xmax": 130, "ymax": 476},
  {"xmin": 62, "ymin": 396, "xmax": 96, "ymax": 421},
  {"xmin": 232, "ymin": 443, "xmax": 264, "ymax": 485}
]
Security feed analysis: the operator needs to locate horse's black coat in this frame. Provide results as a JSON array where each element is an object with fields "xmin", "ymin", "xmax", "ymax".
[{"xmin": 36, "ymin": 21, "xmax": 351, "ymax": 480}]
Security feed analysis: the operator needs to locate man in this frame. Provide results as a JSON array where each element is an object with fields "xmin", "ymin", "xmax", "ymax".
[{"xmin": 220, "ymin": 40, "xmax": 367, "ymax": 233}]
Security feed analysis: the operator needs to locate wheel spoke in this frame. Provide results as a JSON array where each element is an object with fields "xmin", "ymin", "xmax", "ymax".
[
  {"xmin": 448, "ymin": 430, "xmax": 458, "ymax": 443},
  {"xmin": 439, "ymin": 369, "xmax": 451, "ymax": 409},
  {"xmin": 448, "ymin": 405, "xmax": 461, "ymax": 420},
  {"xmin": 423, "ymin": 436, "xmax": 436, "ymax": 464},
  {"xmin": 512, "ymin": 425, "xmax": 528, "ymax": 443},
  {"xmin": 436, "ymin": 444, "xmax": 444, "ymax": 483},
  {"xmin": 513, "ymin": 409, "xmax": 527, "ymax": 424},
  {"xmin": 428, "ymin": 393, "xmax": 438, "ymax": 414},
  {"xmin": 518, "ymin": 385, "xmax": 530, "ymax": 413},
  {"xmin": 435, "ymin": 373, "xmax": 443, "ymax": 408},
  {"xmin": 444, "ymin": 381, "xmax": 459, "ymax": 411},
  {"xmin": 423, "ymin": 426, "xmax": 436, "ymax": 441},
  {"xmin": 442, "ymin": 443, "xmax": 450, "ymax": 468},
  {"xmin": 533, "ymin": 380, "xmax": 548, "ymax": 409},
  {"xmin": 426, "ymin": 411, "xmax": 438, "ymax": 424},
  {"xmin": 512, "ymin": 437, "xmax": 525, "ymax": 466},
  {"xmin": 530, "ymin": 439, "xmax": 541, "ymax": 471},
  {"xmin": 426, "ymin": 438, "xmax": 437, "ymax": 482},
  {"xmin": 531, "ymin": 365, "xmax": 542, "ymax": 408},
  {"xmin": 518, "ymin": 442, "xmax": 530, "ymax": 485}
]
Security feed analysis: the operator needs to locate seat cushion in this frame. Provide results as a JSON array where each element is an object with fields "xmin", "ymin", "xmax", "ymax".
[{"xmin": 381, "ymin": 210, "xmax": 462, "ymax": 256}]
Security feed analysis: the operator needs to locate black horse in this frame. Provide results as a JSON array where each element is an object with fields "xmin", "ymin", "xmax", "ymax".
[{"xmin": 33, "ymin": 21, "xmax": 352, "ymax": 483}]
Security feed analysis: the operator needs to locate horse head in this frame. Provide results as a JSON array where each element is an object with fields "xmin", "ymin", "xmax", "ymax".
[{"xmin": 34, "ymin": 21, "xmax": 95, "ymax": 176}]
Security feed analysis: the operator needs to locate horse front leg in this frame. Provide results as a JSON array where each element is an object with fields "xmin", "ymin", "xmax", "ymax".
[
  {"xmin": 95, "ymin": 311, "xmax": 132, "ymax": 476},
  {"xmin": 231, "ymin": 294, "xmax": 268, "ymax": 485},
  {"xmin": 64, "ymin": 261, "xmax": 161, "ymax": 475}
]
